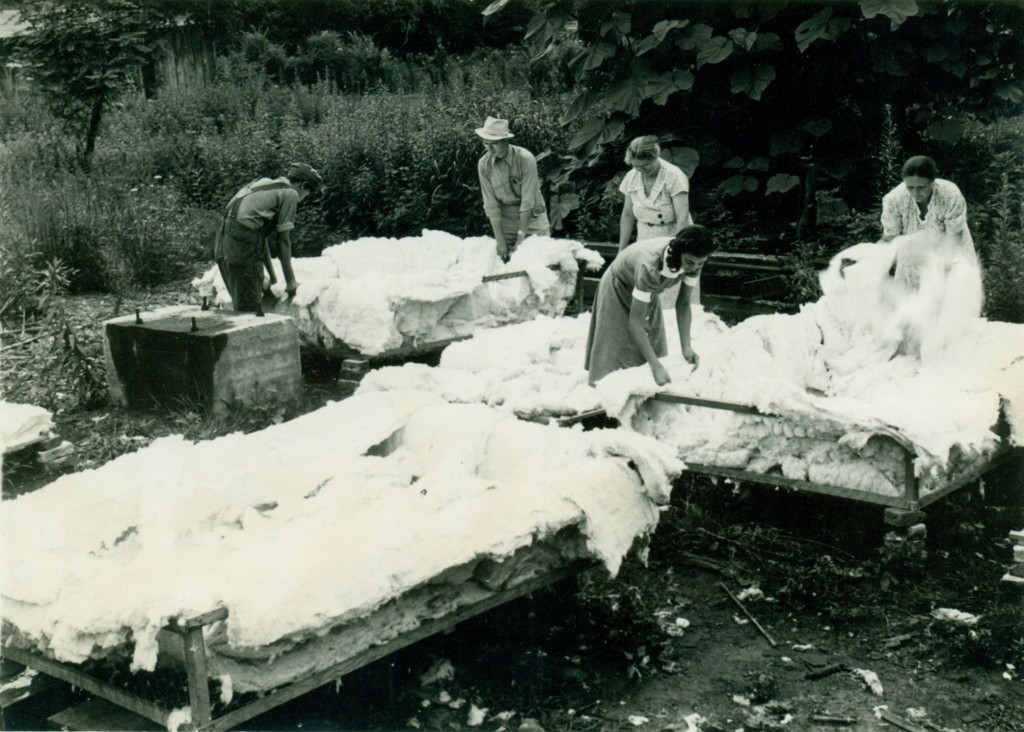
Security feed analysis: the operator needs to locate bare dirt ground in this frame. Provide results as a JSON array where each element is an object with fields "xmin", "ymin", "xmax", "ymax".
[{"xmin": 2, "ymin": 284, "xmax": 1022, "ymax": 732}]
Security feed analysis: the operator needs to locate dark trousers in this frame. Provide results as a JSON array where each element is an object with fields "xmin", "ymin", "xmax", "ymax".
[{"xmin": 220, "ymin": 258, "xmax": 263, "ymax": 312}]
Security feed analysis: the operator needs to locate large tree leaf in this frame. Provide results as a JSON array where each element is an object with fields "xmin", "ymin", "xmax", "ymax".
[
  {"xmin": 600, "ymin": 12, "xmax": 631, "ymax": 38},
  {"xmin": 802, "ymin": 119, "xmax": 833, "ymax": 137},
  {"xmin": 643, "ymin": 69, "xmax": 695, "ymax": 105},
  {"xmin": 869, "ymin": 44, "xmax": 909, "ymax": 76},
  {"xmin": 770, "ymin": 129, "xmax": 805, "ymax": 155},
  {"xmin": 604, "ymin": 76, "xmax": 645, "ymax": 116},
  {"xmin": 568, "ymin": 40, "xmax": 617, "ymax": 74},
  {"xmin": 728, "ymin": 28, "xmax": 757, "ymax": 51},
  {"xmin": 561, "ymin": 90, "xmax": 596, "ymax": 124},
  {"xmin": 636, "ymin": 19, "xmax": 689, "ymax": 55},
  {"xmin": 549, "ymin": 192, "xmax": 581, "ymax": 230},
  {"xmin": 925, "ymin": 118, "xmax": 965, "ymax": 144},
  {"xmin": 525, "ymin": 13, "xmax": 554, "ymax": 47},
  {"xmin": 570, "ymin": 115, "xmax": 627, "ymax": 156},
  {"xmin": 996, "ymin": 82, "xmax": 1024, "ymax": 104},
  {"xmin": 569, "ymin": 116, "xmax": 607, "ymax": 151},
  {"xmin": 859, "ymin": 0, "xmax": 918, "ymax": 30},
  {"xmin": 696, "ymin": 35, "xmax": 734, "ymax": 67},
  {"xmin": 747, "ymin": 157, "xmax": 769, "ymax": 172},
  {"xmin": 720, "ymin": 175, "xmax": 759, "ymax": 196},
  {"xmin": 482, "ymin": 0, "xmax": 513, "ymax": 17},
  {"xmin": 766, "ymin": 174, "xmax": 800, "ymax": 195},
  {"xmin": 677, "ymin": 23, "xmax": 713, "ymax": 51},
  {"xmin": 730, "ymin": 64, "xmax": 775, "ymax": 100},
  {"xmin": 581, "ymin": 116, "xmax": 627, "ymax": 158},
  {"xmin": 662, "ymin": 147, "xmax": 700, "ymax": 177},
  {"xmin": 795, "ymin": 9, "xmax": 852, "ymax": 53},
  {"xmin": 753, "ymin": 32, "xmax": 783, "ymax": 52}
]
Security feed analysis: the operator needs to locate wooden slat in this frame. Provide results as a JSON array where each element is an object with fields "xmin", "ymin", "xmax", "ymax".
[
  {"xmin": 199, "ymin": 561, "xmax": 592, "ymax": 732},
  {"xmin": 652, "ymin": 392, "xmax": 766, "ymax": 416},
  {"xmin": 0, "ymin": 658, "xmax": 26, "ymax": 681},
  {"xmin": 183, "ymin": 626, "xmax": 213, "ymax": 726},
  {"xmin": 1, "ymin": 647, "xmax": 172, "ymax": 729},
  {"xmin": 555, "ymin": 408, "xmax": 608, "ymax": 427},
  {"xmin": 48, "ymin": 697, "xmax": 162, "ymax": 731},
  {"xmin": 917, "ymin": 447, "xmax": 1018, "ymax": 509},
  {"xmin": 684, "ymin": 463, "xmax": 908, "ymax": 508},
  {"xmin": 0, "ymin": 668, "xmax": 59, "ymax": 708},
  {"xmin": 167, "ymin": 607, "xmax": 229, "ymax": 631}
]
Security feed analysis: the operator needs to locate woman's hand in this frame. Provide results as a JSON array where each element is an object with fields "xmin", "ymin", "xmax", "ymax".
[
  {"xmin": 682, "ymin": 345, "xmax": 700, "ymax": 370},
  {"xmin": 651, "ymin": 362, "xmax": 671, "ymax": 386}
]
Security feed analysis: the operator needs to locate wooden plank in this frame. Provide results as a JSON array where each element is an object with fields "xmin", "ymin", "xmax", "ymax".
[
  {"xmin": 48, "ymin": 697, "xmax": 162, "ymax": 731},
  {"xmin": 2, "ymin": 647, "xmax": 172, "ymax": 728},
  {"xmin": 200, "ymin": 561, "xmax": 592, "ymax": 732},
  {"xmin": 167, "ymin": 607, "xmax": 229, "ymax": 631},
  {"xmin": 917, "ymin": 447, "xmax": 1018, "ymax": 509},
  {"xmin": 556, "ymin": 408, "xmax": 608, "ymax": 427},
  {"xmin": 0, "ymin": 659, "xmax": 26, "ymax": 681},
  {"xmin": 684, "ymin": 463, "xmax": 908, "ymax": 508},
  {"xmin": 0, "ymin": 668, "xmax": 59, "ymax": 708},
  {"xmin": 183, "ymin": 626, "xmax": 213, "ymax": 726},
  {"xmin": 652, "ymin": 392, "xmax": 766, "ymax": 416}
]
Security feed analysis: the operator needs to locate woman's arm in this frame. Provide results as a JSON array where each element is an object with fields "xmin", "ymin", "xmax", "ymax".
[
  {"xmin": 628, "ymin": 296, "xmax": 670, "ymax": 385},
  {"xmin": 670, "ymin": 191, "xmax": 690, "ymax": 235},
  {"xmin": 880, "ymin": 187, "xmax": 902, "ymax": 242},
  {"xmin": 675, "ymin": 283, "xmax": 699, "ymax": 368},
  {"xmin": 619, "ymin": 196, "xmax": 636, "ymax": 252}
]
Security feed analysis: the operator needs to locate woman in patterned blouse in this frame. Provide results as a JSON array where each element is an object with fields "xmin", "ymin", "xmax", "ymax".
[
  {"xmin": 880, "ymin": 155, "xmax": 977, "ymax": 288},
  {"xmin": 617, "ymin": 136, "xmax": 696, "ymax": 307}
]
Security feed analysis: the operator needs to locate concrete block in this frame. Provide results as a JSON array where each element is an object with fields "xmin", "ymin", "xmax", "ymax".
[
  {"xmin": 883, "ymin": 507, "xmax": 926, "ymax": 528},
  {"xmin": 37, "ymin": 440, "xmax": 74, "ymax": 463},
  {"xmin": 103, "ymin": 306, "xmax": 302, "ymax": 417}
]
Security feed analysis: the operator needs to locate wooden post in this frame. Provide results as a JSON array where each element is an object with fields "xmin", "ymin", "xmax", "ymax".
[
  {"xmin": 902, "ymin": 447, "xmax": 920, "ymax": 504},
  {"xmin": 182, "ymin": 626, "xmax": 213, "ymax": 727}
]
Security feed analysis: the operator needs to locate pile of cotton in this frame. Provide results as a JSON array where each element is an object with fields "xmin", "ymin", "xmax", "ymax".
[
  {"xmin": 1, "ymin": 391, "xmax": 681, "ymax": 692},
  {"xmin": 358, "ymin": 314, "xmax": 600, "ymax": 420},
  {"xmin": 192, "ymin": 231, "xmax": 600, "ymax": 355},
  {"xmin": 1, "ymin": 401, "xmax": 54, "ymax": 454},
  {"xmin": 597, "ymin": 231, "xmax": 1022, "ymax": 497}
]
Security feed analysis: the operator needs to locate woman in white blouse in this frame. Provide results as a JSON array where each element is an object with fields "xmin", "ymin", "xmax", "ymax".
[
  {"xmin": 618, "ymin": 136, "xmax": 693, "ymax": 250},
  {"xmin": 617, "ymin": 136, "xmax": 696, "ymax": 306}
]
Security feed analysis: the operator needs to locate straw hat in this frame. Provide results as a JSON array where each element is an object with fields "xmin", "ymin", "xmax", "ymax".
[{"xmin": 475, "ymin": 116, "xmax": 515, "ymax": 141}]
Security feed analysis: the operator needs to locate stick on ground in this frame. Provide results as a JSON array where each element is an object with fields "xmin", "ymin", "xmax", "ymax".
[{"xmin": 718, "ymin": 582, "xmax": 778, "ymax": 647}]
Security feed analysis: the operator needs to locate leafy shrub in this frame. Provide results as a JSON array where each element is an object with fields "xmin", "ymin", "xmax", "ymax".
[
  {"xmin": 952, "ymin": 116, "xmax": 1024, "ymax": 323},
  {"xmin": 0, "ymin": 153, "xmax": 209, "ymax": 294}
]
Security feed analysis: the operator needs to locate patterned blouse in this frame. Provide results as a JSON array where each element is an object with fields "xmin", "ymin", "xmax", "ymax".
[
  {"xmin": 880, "ymin": 179, "xmax": 970, "ymax": 240},
  {"xmin": 619, "ymin": 159, "xmax": 693, "ymax": 234}
]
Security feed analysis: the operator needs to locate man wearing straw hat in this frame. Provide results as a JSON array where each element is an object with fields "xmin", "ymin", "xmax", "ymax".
[{"xmin": 475, "ymin": 116, "xmax": 550, "ymax": 262}]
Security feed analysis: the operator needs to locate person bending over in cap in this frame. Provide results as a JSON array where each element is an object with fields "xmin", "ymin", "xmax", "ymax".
[
  {"xmin": 215, "ymin": 162, "xmax": 323, "ymax": 312},
  {"xmin": 585, "ymin": 225, "xmax": 716, "ymax": 386},
  {"xmin": 475, "ymin": 116, "xmax": 550, "ymax": 262}
]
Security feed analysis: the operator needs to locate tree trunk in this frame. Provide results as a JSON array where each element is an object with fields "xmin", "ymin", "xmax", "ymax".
[
  {"xmin": 83, "ymin": 90, "xmax": 106, "ymax": 171},
  {"xmin": 797, "ymin": 152, "xmax": 818, "ymax": 241}
]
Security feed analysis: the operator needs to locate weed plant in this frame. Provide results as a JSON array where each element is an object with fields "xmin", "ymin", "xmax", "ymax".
[{"xmin": 954, "ymin": 116, "xmax": 1024, "ymax": 323}]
